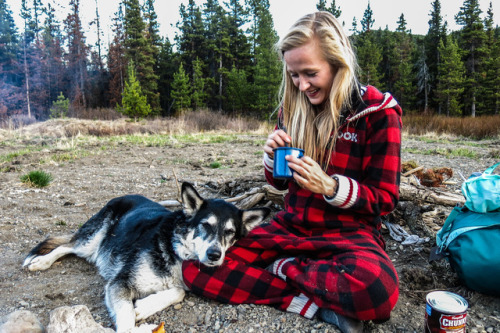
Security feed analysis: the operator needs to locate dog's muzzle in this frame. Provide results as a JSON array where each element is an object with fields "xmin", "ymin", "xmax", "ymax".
[{"xmin": 204, "ymin": 247, "xmax": 223, "ymax": 266}]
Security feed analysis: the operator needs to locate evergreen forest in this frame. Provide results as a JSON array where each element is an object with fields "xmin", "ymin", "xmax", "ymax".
[{"xmin": 0, "ymin": 0, "xmax": 499, "ymax": 123}]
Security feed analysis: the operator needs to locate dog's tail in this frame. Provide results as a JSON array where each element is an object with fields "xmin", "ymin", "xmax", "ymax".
[
  {"xmin": 28, "ymin": 235, "xmax": 72, "ymax": 256},
  {"xmin": 23, "ymin": 235, "xmax": 73, "ymax": 271}
]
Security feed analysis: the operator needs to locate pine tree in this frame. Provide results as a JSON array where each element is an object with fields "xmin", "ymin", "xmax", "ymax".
[
  {"xmin": 143, "ymin": 0, "xmax": 161, "ymax": 91},
  {"xmin": 455, "ymin": 0, "xmax": 487, "ymax": 117},
  {"xmin": 226, "ymin": 65, "xmax": 250, "ymax": 113},
  {"xmin": 316, "ymin": 0, "xmax": 341, "ymax": 18},
  {"xmin": 350, "ymin": 17, "xmax": 358, "ymax": 35},
  {"xmin": 41, "ymin": 3, "xmax": 66, "ymax": 112},
  {"xmin": 436, "ymin": 37, "xmax": 465, "ymax": 116},
  {"xmin": 225, "ymin": 0, "xmax": 251, "ymax": 70},
  {"xmin": 224, "ymin": 0, "xmax": 252, "ymax": 111},
  {"xmin": 143, "ymin": 0, "xmax": 161, "ymax": 49},
  {"xmin": 64, "ymin": 0, "xmax": 89, "ymax": 110},
  {"xmin": 393, "ymin": 59, "xmax": 414, "ymax": 108},
  {"xmin": 170, "ymin": 63, "xmax": 192, "ymax": 113},
  {"xmin": 360, "ymin": 2, "xmax": 374, "ymax": 33},
  {"xmin": 247, "ymin": 0, "xmax": 281, "ymax": 114},
  {"xmin": 0, "ymin": 0, "xmax": 21, "ymax": 119},
  {"xmin": 0, "ymin": 0, "xmax": 19, "ymax": 79},
  {"xmin": 31, "ymin": 0, "xmax": 43, "ymax": 43},
  {"xmin": 357, "ymin": 35, "xmax": 382, "ymax": 87},
  {"xmin": 89, "ymin": 0, "xmax": 104, "ymax": 71},
  {"xmin": 378, "ymin": 28, "xmax": 398, "ymax": 92},
  {"xmin": 107, "ymin": 4, "xmax": 126, "ymax": 107},
  {"xmin": 202, "ymin": 0, "xmax": 228, "ymax": 110},
  {"xmin": 416, "ymin": 46, "xmax": 431, "ymax": 112},
  {"xmin": 192, "ymin": 58, "xmax": 209, "ymax": 109},
  {"xmin": 357, "ymin": 2, "xmax": 382, "ymax": 87},
  {"xmin": 20, "ymin": 0, "xmax": 34, "ymax": 118},
  {"xmin": 426, "ymin": 0, "xmax": 446, "ymax": 113},
  {"xmin": 120, "ymin": 63, "xmax": 151, "ymax": 121},
  {"xmin": 123, "ymin": 0, "xmax": 160, "ymax": 113},
  {"xmin": 157, "ymin": 37, "xmax": 178, "ymax": 115},
  {"xmin": 175, "ymin": 0, "xmax": 205, "ymax": 78},
  {"xmin": 50, "ymin": 92, "xmax": 69, "ymax": 118},
  {"xmin": 483, "ymin": 39, "xmax": 500, "ymax": 114},
  {"xmin": 481, "ymin": 2, "xmax": 500, "ymax": 115},
  {"xmin": 393, "ymin": 13, "xmax": 416, "ymax": 109}
]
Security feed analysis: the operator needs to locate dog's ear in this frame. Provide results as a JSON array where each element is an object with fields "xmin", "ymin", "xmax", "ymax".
[
  {"xmin": 241, "ymin": 207, "xmax": 271, "ymax": 236},
  {"xmin": 181, "ymin": 182, "xmax": 204, "ymax": 216}
]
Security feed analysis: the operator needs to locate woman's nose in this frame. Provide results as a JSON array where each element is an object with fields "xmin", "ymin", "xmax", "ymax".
[{"xmin": 298, "ymin": 77, "xmax": 310, "ymax": 91}]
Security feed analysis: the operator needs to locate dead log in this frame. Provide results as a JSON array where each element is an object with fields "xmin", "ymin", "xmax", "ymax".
[
  {"xmin": 399, "ymin": 182, "xmax": 464, "ymax": 207},
  {"xmin": 159, "ymin": 178, "xmax": 463, "ymax": 211}
]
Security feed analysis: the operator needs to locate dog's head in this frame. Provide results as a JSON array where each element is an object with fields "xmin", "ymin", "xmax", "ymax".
[{"xmin": 174, "ymin": 182, "xmax": 270, "ymax": 267}]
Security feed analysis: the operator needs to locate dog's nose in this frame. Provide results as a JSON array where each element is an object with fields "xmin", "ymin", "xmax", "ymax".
[{"xmin": 207, "ymin": 248, "xmax": 221, "ymax": 262}]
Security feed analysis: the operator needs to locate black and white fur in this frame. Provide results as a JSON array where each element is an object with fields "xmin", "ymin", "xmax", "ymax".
[{"xmin": 23, "ymin": 182, "xmax": 270, "ymax": 332}]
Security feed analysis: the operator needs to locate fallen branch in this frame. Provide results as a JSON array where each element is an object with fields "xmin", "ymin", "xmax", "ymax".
[
  {"xmin": 399, "ymin": 182, "xmax": 464, "ymax": 207},
  {"xmin": 402, "ymin": 166, "xmax": 424, "ymax": 177},
  {"xmin": 159, "ymin": 175, "xmax": 463, "ymax": 211}
]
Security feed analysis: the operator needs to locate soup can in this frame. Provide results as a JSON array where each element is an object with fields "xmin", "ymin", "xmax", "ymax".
[{"xmin": 425, "ymin": 291, "xmax": 468, "ymax": 333}]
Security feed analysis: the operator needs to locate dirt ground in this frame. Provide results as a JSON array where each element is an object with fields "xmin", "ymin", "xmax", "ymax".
[{"xmin": 1, "ymin": 121, "xmax": 499, "ymax": 332}]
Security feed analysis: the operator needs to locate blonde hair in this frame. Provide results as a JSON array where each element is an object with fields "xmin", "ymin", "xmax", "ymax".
[{"xmin": 276, "ymin": 11, "xmax": 359, "ymax": 169}]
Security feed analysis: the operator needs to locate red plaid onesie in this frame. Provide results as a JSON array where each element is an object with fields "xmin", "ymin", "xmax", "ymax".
[{"xmin": 183, "ymin": 85, "xmax": 402, "ymax": 322}]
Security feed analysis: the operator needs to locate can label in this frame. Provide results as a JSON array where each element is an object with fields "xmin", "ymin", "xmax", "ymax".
[
  {"xmin": 425, "ymin": 291, "xmax": 468, "ymax": 333},
  {"xmin": 439, "ymin": 313, "xmax": 467, "ymax": 330}
]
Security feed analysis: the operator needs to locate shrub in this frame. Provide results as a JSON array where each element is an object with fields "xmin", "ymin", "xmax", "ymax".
[
  {"xmin": 118, "ymin": 64, "xmax": 152, "ymax": 121},
  {"xmin": 20, "ymin": 170, "xmax": 53, "ymax": 188},
  {"xmin": 50, "ymin": 92, "xmax": 70, "ymax": 119}
]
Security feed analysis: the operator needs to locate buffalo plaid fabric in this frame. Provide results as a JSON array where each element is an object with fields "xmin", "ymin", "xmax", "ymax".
[{"xmin": 183, "ymin": 85, "xmax": 402, "ymax": 322}]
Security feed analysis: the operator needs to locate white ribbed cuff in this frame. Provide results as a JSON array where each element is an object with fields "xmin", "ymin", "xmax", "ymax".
[
  {"xmin": 271, "ymin": 257, "xmax": 295, "ymax": 281},
  {"xmin": 286, "ymin": 293, "xmax": 319, "ymax": 319},
  {"xmin": 263, "ymin": 152, "xmax": 274, "ymax": 173},
  {"xmin": 323, "ymin": 174, "xmax": 358, "ymax": 209}
]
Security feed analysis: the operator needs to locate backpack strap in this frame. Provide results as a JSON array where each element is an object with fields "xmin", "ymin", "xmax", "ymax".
[
  {"xmin": 438, "ymin": 208, "xmax": 500, "ymax": 252},
  {"xmin": 483, "ymin": 161, "xmax": 500, "ymax": 175}
]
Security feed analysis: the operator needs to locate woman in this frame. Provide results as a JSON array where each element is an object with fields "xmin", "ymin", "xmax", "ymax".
[{"xmin": 183, "ymin": 12, "xmax": 401, "ymax": 333}]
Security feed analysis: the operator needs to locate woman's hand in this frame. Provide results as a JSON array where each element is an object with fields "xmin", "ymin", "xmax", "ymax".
[
  {"xmin": 263, "ymin": 129, "xmax": 291, "ymax": 159},
  {"xmin": 286, "ymin": 155, "xmax": 337, "ymax": 197}
]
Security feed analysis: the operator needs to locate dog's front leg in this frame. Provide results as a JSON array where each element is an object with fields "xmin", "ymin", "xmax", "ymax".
[
  {"xmin": 134, "ymin": 287, "xmax": 185, "ymax": 321},
  {"xmin": 105, "ymin": 281, "xmax": 136, "ymax": 333}
]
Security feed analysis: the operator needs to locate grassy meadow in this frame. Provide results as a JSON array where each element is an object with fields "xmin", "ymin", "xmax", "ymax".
[{"xmin": 1, "ymin": 111, "xmax": 499, "ymax": 174}]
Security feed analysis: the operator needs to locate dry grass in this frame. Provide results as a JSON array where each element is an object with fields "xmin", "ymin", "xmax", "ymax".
[
  {"xmin": 0, "ymin": 110, "xmax": 272, "ymax": 140},
  {"xmin": 403, "ymin": 115, "xmax": 500, "ymax": 140},
  {"xmin": 2, "ymin": 111, "xmax": 498, "ymax": 141}
]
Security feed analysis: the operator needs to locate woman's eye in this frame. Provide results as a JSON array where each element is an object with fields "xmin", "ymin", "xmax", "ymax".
[{"xmin": 307, "ymin": 72, "xmax": 317, "ymax": 77}]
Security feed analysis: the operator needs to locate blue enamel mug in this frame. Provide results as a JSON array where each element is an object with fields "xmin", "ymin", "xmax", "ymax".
[{"xmin": 273, "ymin": 147, "xmax": 304, "ymax": 179}]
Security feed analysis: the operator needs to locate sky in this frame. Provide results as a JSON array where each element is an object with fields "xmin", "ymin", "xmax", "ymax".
[{"xmin": 6, "ymin": 0, "xmax": 500, "ymax": 47}]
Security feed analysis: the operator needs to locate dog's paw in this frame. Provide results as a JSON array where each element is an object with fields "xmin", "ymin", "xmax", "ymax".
[
  {"xmin": 22, "ymin": 255, "xmax": 51, "ymax": 271},
  {"xmin": 134, "ymin": 298, "xmax": 157, "ymax": 322}
]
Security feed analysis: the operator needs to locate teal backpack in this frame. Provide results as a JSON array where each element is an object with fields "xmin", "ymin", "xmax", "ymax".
[
  {"xmin": 461, "ymin": 162, "xmax": 500, "ymax": 213},
  {"xmin": 436, "ymin": 206, "xmax": 500, "ymax": 296},
  {"xmin": 436, "ymin": 162, "xmax": 500, "ymax": 296}
]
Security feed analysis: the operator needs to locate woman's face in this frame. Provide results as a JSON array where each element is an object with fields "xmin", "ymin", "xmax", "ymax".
[{"xmin": 284, "ymin": 39, "xmax": 335, "ymax": 106}]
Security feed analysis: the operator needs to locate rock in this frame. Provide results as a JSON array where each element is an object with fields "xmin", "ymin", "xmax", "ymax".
[
  {"xmin": 46, "ymin": 305, "xmax": 114, "ymax": 333},
  {"xmin": 0, "ymin": 310, "xmax": 44, "ymax": 333}
]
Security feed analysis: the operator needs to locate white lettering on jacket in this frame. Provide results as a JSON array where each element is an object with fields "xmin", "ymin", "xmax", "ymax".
[{"xmin": 338, "ymin": 131, "xmax": 358, "ymax": 143}]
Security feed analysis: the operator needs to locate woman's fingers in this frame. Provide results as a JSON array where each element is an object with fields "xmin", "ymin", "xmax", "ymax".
[
  {"xmin": 287, "ymin": 156, "xmax": 331, "ymax": 195},
  {"xmin": 263, "ymin": 130, "xmax": 291, "ymax": 156}
]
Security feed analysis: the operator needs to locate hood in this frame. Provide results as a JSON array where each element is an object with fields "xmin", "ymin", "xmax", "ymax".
[{"xmin": 346, "ymin": 85, "xmax": 402, "ymax": 123}]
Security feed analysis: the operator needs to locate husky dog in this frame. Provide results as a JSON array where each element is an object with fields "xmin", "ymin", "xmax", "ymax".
[{"xmin": 23, "ymin": 182, "xmax": 270, "ymax": 332}]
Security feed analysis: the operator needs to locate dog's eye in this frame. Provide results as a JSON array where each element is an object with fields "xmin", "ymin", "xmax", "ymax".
[
  {"xmin": 202, "ymin": 222, "xmax": 212, "ymax": 231},
  {"xmin": 224, "ymin": 229, "xmax": 235, "ymax": 237}
]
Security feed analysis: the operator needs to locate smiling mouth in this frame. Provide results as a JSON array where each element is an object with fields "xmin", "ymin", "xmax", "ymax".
[{"xmin": 306, "ymin": 89, "xmax": 319, "ymax": 96}]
